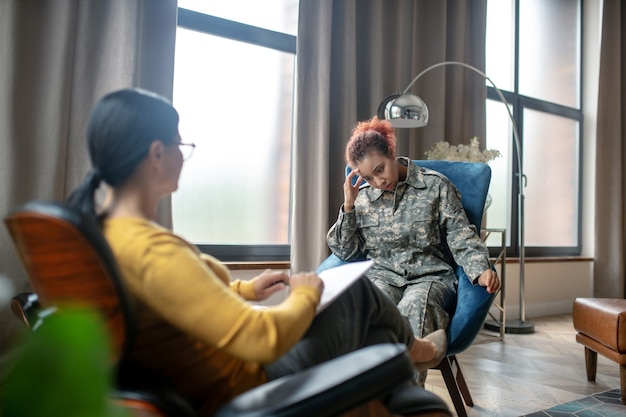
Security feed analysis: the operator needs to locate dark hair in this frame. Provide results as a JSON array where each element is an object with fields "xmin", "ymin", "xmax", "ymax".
[
  {"xmin": 67, "ymin": 88, "xmax": 179, "ymax": 220},
  {"xmin": 345, "ymin": 116, "xmax": 397, "ymax": 168}
]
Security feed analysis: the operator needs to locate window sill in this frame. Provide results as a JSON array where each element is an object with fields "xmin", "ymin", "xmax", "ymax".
[
  {"xmin": 222, "ymin": 256, "xmax": 591, "ymax": 271},
  {"xmin": 505, "ymin": 256, "xmax": 592, "ymax": 263},
  {"xmin": 224, "ymin": 261, "xmax": 290, "ymax": 271}
]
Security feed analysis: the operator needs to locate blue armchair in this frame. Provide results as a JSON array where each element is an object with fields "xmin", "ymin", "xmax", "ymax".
[{"xmin": 317, "ymin": 160, "xmax": 496, "ymax": 417}]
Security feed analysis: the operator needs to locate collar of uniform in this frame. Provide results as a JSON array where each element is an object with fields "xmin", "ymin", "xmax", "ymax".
[
  {"xmin": 398, "ymin": 157, "xmax": 426, "ymax": 189},
  {"xmin": 363, "ymin": 157, "xmax": 426, "ymax": 202}
]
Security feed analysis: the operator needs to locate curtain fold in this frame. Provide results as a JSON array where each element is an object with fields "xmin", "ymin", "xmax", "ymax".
[
  {"xmin": 291, "ymin": 0, "xmax": 487, "ymax": 271},
  {"xmin": 0, "ymin": 0, "xmax": 177, "ymax": 363},
  {"xmin": 594, "ymin": 0, "xmax": 626, "ymax": 298}
]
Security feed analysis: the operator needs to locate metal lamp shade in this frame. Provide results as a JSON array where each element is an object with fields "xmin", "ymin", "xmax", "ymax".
[{"xmin": 377, "ymin": 92, "xmax": 429, "ymax": 128}]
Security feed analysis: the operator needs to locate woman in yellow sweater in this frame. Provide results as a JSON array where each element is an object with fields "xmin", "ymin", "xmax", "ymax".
[{"xmin": 66, "ymin": 88, "xmax": 446, "ymax": 416}]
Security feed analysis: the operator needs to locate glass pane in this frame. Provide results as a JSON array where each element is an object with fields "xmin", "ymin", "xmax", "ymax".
[
  {"xmin": 484, "ymin": 99, "xmax": 514, "ymax": 248},
  {"xmin": 486, "ymin": 0, "xmax": 515, "ymax": 91},
  {"xmin": 523, "ymin": 109, "xmax": 579, "ymax": 246},
  {"xmin": 172, "ymin": 28, "xmax": 294, "ymax": 244},
  {"xmin": 178, "ymin": 0, "xmax": 299, "ymax": 35},
  {"xmin": 519, "ymin": 0, "xmax": 581, "ymax": 108}
]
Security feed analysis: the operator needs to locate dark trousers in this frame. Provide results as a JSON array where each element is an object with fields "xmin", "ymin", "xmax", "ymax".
[{"xmin": 264, "ymin": 277, "xmax": 414, "ymax": 380}]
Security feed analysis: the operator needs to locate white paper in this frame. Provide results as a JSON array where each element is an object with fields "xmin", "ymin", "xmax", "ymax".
[{"xmin": 316, "ymin": 260, "xmax": 374, "ymax": 313}]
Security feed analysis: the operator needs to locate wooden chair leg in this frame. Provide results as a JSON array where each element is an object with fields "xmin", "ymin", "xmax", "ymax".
[
  {"xmin": 448, "ymin": 355, "xmax": 473, "ymax": 406},
  {"xmin": 437, "ymin": 356, "xmax": 470, "ymax": 417},
  {"xmin": 583, "ymin": 347, "xmax": 597, "ymax": 382},
  {"xmin": 619, "ymin": 365, "xmax": 626, "ymax": 405}
]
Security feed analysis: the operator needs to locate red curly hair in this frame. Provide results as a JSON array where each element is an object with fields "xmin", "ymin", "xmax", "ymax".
[{"xmin": 345, "ymin": 116, "xmax": 397, "ymax": 167}]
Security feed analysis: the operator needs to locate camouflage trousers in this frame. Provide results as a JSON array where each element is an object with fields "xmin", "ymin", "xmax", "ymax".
[{"xmin": 369, "ymin": 276, "xmax": 457, "ymax": 386}]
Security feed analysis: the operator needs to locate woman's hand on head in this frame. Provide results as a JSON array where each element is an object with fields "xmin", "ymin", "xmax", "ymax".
[
  {"xmin": 253, "ymin": 270, "xmax": 290, "ymax": 300},
  {"xmin": 289, "ymin": 272, "xmax": 324, "ymax": 295},
  {"xmin": 477, "ymin": 269, "xmax": 500, "ymax": 294},
  {"xmin": 343, "ymin": 169, "xmax": 363, "ymax": 212}
]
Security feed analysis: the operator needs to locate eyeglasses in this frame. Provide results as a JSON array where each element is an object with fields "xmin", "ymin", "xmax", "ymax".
[{"xmin": 177, "ymin": 142, "xmax": 196, "ymax": 161}]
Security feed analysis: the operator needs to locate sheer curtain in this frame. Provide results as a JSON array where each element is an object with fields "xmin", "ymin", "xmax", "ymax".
[
  {"xmin": 0, "ymin": 0, "xmax": 177, "ymax": 364},
  {"xmin": 594, "ymin": 0, "xmax": 626, "ymax": 298},
  {"xmin": 291, "ymin": 0, "xmax": 487, "ymax": 271}
]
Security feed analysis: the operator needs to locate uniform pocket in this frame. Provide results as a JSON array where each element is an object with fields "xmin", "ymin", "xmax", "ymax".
[
  {"xmin": 357, "ymin": 213, "xmax": 379, "ymax": 228},
  {"xmin": 412, "ymin": 218, "xmax": 441, "ymax": 246}
]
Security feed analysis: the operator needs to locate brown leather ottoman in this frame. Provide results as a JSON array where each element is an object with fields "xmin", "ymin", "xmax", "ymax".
[{"xmin": 573, "ymin": 297, "xmax": 626, "ymax": 404}]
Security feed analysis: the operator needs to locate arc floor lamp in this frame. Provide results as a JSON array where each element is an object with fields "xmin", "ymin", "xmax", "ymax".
[{"xmin": 378, "ymin": 60, "xmax": 534, "ymax": 334}]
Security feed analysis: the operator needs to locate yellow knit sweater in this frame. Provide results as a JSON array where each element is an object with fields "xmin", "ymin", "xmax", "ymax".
[{"xmin": 103, "ymin": 217, "xmax": 320, "ymax": 416}]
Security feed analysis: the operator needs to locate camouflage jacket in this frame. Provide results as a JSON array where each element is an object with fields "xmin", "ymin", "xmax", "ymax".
[{"xmin": 327, "ymin": 158, "xmax": 491, "ymax": 287}]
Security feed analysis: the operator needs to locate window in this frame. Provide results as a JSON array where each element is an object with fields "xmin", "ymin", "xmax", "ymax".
[
  {"xmin": 484, "ymin": 0, "xmax": 582, "ymax": 257},
  {"xmin": 173, "ymin": 1, "xmax": 582, "ymax": 260},
  {"xmin": 172, "ymin": 1, "xmax": 298, "ymax": 261}
]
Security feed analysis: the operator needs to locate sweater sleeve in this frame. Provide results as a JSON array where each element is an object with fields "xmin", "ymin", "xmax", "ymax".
[
  {"xmin": 124, "ymin": 230, "xmax": 321, "ymax": 364},
  {"xmin": 199, "ymin": 252, "xmax": 258, "ymax": 300}
]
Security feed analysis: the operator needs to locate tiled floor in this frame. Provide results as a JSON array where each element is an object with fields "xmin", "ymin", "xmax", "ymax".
[{"xmin": 523, "ymin": 388, "xmax": 624, "ymax": 417}]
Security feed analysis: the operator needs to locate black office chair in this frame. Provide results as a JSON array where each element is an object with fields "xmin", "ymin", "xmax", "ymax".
[{"xmin": 5, "ymin": 200, "xmax": 452, "ymax": 417}]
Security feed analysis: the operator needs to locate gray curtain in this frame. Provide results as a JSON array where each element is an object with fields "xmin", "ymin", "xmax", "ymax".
[
  {"xmin": 594, "ymin": 0, "xmax": 626, "ymax": 298},
  {"xmin": 291, "ymin": 0, "xmax": 487, "ymax": 271},
  {"xmin": 0, "ymin": 0, "xmax": 177, "ymax": 365}
]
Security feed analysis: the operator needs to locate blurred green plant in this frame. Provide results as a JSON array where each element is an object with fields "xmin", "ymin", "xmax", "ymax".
[{"xmin": 1, "ymin": 307, "xmax": 129, "ymax": 417}]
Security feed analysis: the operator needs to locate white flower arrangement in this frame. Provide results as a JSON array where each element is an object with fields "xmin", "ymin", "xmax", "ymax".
[{"xmin": 424, "ymin": 137, "xmax": 501, "ymax": 163}]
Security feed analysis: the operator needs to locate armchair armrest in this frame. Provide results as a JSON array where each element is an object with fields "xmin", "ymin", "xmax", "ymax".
[
  {"xmin": 316, "ymin": 254, "xmax": 349, "ymax": 274},
  {"xmin": 446, "ymin": 266, "xmax": 496, "ymax": 355},
  {"xmin": 215, "ymin": 343, "xmax": 412, "ymax": 417}
]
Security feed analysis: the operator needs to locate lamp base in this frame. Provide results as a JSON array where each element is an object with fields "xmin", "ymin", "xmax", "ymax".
[{"xmin": 484, "ymin": 319, "xmax": 535, "ymax": 334}]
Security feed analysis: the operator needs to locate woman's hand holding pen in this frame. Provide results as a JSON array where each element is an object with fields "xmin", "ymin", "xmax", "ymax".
[{"xmin": 343, "ymin": 169, "xmax": 363, "ymax": 212}]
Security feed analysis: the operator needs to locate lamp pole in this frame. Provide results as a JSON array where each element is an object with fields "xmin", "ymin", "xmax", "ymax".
[{"xmin": 382, "ymin": 61, "xmax": 533, "ymax": 334}]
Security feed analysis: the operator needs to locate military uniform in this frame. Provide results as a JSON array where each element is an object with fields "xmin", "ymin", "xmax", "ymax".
[{"xmin": 327, "ymin": 157, "xmax": 491, "ymax": 384}]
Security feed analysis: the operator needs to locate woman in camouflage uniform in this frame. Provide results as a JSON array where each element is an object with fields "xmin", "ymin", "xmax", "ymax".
[{"xmin": 327, "ymin": 116, "xmax": 500, "ymax": 385}]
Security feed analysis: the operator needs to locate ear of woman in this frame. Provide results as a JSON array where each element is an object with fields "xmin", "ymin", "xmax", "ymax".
[
  {"xmin": 149, "ymin": 140, "xmax": 166, "ymax": 162},
  {"xmin": 145, "ymin": 139, "xmax": 184, "ymax": 197},
  {"xmin": 133, "ymin": 141, "xmax": 169, "ymax": 194}
]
